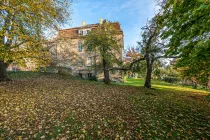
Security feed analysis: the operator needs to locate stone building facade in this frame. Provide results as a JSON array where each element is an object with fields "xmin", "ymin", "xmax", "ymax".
[{"xmin": 50, "ymin": 19, "xmax": 124, "ymax": 79}]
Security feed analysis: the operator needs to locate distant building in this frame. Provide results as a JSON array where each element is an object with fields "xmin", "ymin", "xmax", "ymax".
[{"xmin": 51, "ymin": 18, "xmax": 124, "ymax": 79}]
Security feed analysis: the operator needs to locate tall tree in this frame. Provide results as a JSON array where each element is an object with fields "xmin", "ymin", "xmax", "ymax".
[
  {"xmin": 83, "ymin": 20, "xmax": 123, "ymax": 84},
  {"xmin": 160, "ymin": 0, "xmax": 210, "ymax": 84},
  {"xmin": 0, "ymin": 0, "xmax": 71, "ymax": 81},
  {"xmin": 109, "ymin": 15, "xmax": 171, "ymax": 88},
  {"xmin": 112, "ymin": 15, "xmax": 173, "ymax": 88},
  {"xmin": 139, "ymin": 15, "xmax": 170, "ymax": 88}
]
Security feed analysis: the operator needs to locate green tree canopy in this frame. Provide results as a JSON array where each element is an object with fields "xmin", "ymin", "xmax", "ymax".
[
  {"xmin": 83, "ymin": 20, "xmax": 123, "ymax": 84},
  {"xmin": 160, "ymin": 0, "xmax": 210, "ymax": 84}
]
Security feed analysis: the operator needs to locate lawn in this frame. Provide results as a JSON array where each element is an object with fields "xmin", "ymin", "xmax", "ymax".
[
  {"xmin": 0, "ymin": 72, "xmax": 210, "ymax": 139},
  {"xmin": 123, "ymin": 78, "xmax": 210, "ymax": 94}
]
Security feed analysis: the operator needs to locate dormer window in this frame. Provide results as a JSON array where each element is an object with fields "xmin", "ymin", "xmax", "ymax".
[{"xmin": 78, "ymin": 30, "xmax": 90, "ymax": 36}]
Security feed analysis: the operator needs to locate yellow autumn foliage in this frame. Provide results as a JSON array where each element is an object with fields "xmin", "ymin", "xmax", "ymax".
[{"xmin": 0, "ymin": 0, "xmax": 72, "ymax": 68}]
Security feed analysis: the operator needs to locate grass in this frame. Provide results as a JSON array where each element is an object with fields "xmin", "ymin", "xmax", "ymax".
[
  {"xmin": 122, "ymin": 78, "xmax": 209, "ymax": 94},
  {"xmin": 0, "ymin": 71, "xmax": 209, "ymax": 139},
  {"xmin": 8, "ymin": 71, "xmax": 44, "ymax": 79}
]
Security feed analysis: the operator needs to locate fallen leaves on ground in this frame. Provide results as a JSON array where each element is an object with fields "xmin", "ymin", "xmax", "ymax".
[{"xmin": 0, "ymin": 74, "xmax": 210, "ymax": 139}]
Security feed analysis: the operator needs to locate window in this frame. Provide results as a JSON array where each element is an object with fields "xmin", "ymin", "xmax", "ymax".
[
  {"xmin": 79, "ymin": 30, "xmax": 90, "ymax": 36},
  {"xmin": 86, "ymin": 30, "xmax": 90, "ymax": 34},
  {"xmin": 87, "ymin": 73, "xmax": 92, "ymax": 78},
  {"xmin": 78, "ymin": 57, "xmax": 83, "ymax": 67},
  {"xmin": 78, "ymin": 42, "xmax": 82, "ymax": 52},
  {"xmin": 87, "ymin": 57, "xmax": 92, "ymax": 66},
  {"xmin": 87, "ymin": 43, "xmax": 91, "ymax": 50},
  {"xmin": 79, "ymin": 30, "xmax": 83, "ymax": 35}
]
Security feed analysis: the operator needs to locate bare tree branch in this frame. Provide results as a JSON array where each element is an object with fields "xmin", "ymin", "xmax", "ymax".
[{"xmin": 109, "ymin": 57, "xmax": 145, "ymax": 71}]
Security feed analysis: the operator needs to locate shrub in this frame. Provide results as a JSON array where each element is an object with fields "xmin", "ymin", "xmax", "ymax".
[
  {"xmin": 163, "ymin": 77, "xmax": 180, "ymax": 84},
  {"xmin": 57, "ymin": 67, "xmax": 72, "ymax": 76},
  {"xmin": 89, "ymin": 75, "xmax": 97, "ymax": 81},
  {"xmin": 206, "ymin": 94, "xmax": 210, "ymax": 101}
]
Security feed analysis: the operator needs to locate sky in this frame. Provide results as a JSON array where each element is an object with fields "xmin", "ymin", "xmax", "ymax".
[{"xmin": 64, "ymin": 0, "xmax": 158, "ymax": 49}]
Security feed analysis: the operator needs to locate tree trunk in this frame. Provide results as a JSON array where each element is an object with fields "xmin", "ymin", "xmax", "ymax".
[
  {"xmin": 192, "ymin": 81, "xmax": 197, "ymax": 89},
  {"xmin": 103, "ymin": 59, "xmax": 110, "ymax": 84},
  {"xmin": 144, "ymin": 54, "xmax": 153, "ymax": 88},
  {"xmin": 94, "ymin": 54, "xmax": 97, "ymax": 77},
  {"xmin": 0, "ymin": 60, "xmax": 10, "ymax": 81},
  {"xmin": 144, "ymin": 65, "xmax": 152, "ymax": 88}
]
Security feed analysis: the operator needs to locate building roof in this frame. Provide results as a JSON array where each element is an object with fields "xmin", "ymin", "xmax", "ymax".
[{"xmin": 57, "ymin": 22, "xmax": 123, "ymax": 39}]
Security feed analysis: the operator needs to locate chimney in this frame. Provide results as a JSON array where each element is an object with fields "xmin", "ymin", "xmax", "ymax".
[
  {"xmin": 100, "ymin": 18, "xmax": 103, "ymax": 24},
  {"xmin": 82, "ymin": 21, "xmax": 85, "ymax": 26}
]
